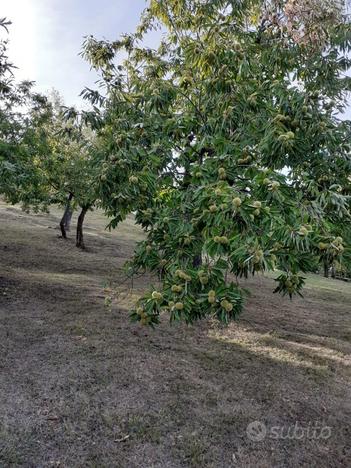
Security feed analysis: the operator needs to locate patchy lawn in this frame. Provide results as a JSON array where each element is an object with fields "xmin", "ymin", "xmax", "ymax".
[{"xmin": 0, "ymin": 201, "xmax": 350, "ymax": 467}]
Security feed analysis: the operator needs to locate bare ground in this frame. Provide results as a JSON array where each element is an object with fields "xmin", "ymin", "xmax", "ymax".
[{"xmin": 0, "ymin": 201, "xmax": 350, "ymax": 468}]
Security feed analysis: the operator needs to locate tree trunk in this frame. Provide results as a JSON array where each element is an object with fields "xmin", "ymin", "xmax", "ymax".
[
  {"xmin": 60, "ymin": 193, "xmax": 73, "ymax": 239},
  {"xmin": 64, "ymin": 207, "xmax": 73, "ymax": 231},
  {"xmin": 76, "ymin": 206, "xmax": 88, "ymax": 249},
  {"xmin": 331, "ymin": 265, "xmax": 336, "ymax": 279},
  {"xmin": 323, "ymin": 261, "xmax": 329, "ymax": 278}
]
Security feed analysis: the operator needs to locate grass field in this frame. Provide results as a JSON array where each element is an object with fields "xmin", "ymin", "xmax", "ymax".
[{"xmin": 0, "ymin": 201, "xmax": 350, "ymax": 467}]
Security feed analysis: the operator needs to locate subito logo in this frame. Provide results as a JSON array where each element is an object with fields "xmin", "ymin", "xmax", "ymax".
[{"xmin": 246, "ymin": 421, "xmax": 267, "ymax": 442}]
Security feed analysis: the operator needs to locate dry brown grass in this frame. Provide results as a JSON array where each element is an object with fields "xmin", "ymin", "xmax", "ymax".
[{"xmin": 0, "ymin": 201, "xmax": 350, "ymax": 467}]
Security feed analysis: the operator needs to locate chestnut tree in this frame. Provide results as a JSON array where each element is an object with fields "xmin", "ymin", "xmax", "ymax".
[{"xmin": 82, "ymin": 0, "xmax": 351, "ymax": 325}]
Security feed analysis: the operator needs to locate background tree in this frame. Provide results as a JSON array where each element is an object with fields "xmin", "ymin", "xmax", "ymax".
[
  {"xmin": 27, "ymin": 94, "xmax": 101, "ymax": 248},
  {"xmin": 0, "ymin": 18, "xmax": 50, "ymax": 207},
  {"xmin": 1, "ymin": 19, "xmax": 102, "ymax": 248}
]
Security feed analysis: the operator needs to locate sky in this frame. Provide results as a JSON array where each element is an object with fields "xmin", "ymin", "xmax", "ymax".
[
  {"xmin": 1, "ymin": 0, "xmax": 150, "ymax": 106},
  {"xmin": 1, "ymin": 0, "xmax": 350, "ymax": 117}
]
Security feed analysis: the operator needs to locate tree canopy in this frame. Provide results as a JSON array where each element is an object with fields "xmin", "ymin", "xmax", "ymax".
[
  {"xmin": 81, "ymin": 0, "xmax": 351, "ymax": 325},
  {"xmin": 0, "ymin": 21, "xmax": 100, "ymax": 247},
  {"xmin": 0, "ymin": 18, "xmax": 50, "ymax": 207}
]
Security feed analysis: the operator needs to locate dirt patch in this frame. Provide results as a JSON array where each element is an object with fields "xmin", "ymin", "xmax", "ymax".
[{"xmin": 0, "ymin": 201, "xmax": 350, "ymax": 467}]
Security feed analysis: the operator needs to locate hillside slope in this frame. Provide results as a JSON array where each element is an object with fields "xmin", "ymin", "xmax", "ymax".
[{"xmin": 0, "ymin": 201, "xmax": 350, "ymax": 467}]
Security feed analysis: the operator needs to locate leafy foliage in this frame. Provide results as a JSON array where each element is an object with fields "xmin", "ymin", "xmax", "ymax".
[
  {"xmin": 0, "ymin": 20, "xmax": 100, "ymax": 233},
  {"xmin": 0, "ymin": 19, "xmax": 50, "ymax": 206},
  {"xmin": 80, "ymin": 0, "xmax": 351, "ymax": 325}
]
